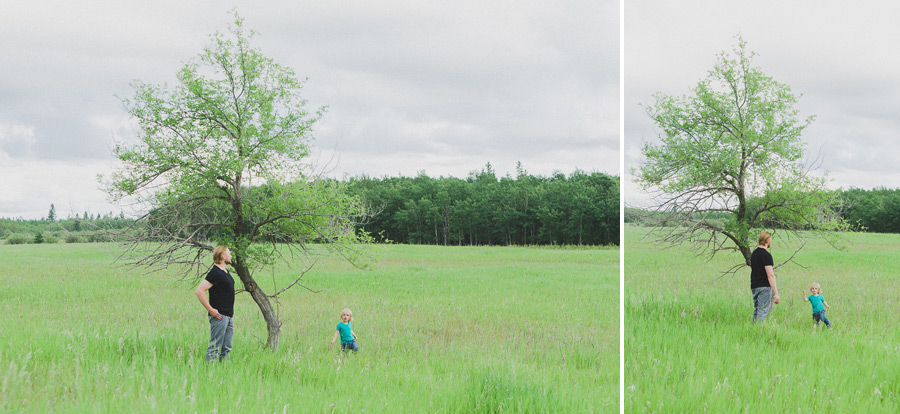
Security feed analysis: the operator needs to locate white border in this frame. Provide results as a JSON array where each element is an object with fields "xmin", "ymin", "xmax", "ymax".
[{"xmin": 619, "ymin": 0, "xmax": 625, "ymax": 411}]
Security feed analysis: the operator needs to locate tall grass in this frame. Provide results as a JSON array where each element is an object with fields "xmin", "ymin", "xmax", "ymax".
[
  {"xmin": 0, "ymin": 243, "xmax": 617, "ymax": 412},
  {"xmin": 626, "ymin": 225, "xmax": 900, "ymax": 412}
]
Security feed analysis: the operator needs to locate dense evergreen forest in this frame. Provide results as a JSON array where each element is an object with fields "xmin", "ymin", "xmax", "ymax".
[{"xmin": 346, "ymin": 165, "xmax": 619, "ymax": 246}]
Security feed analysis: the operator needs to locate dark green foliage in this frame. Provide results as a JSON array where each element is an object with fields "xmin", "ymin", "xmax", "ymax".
[
  {"xmin": 346, "ymin": 165, "xmax": 619, "ymax": 246},
  {"xmin": 5, "ymin": 233, "xmax": 31, "ymax": 245},
  {"xmin": 33, "ymin": 232, "xmax": 44, "ymax": 244},
  {"xmin": 839, "ymin": 187, "xmax": 900, "ymax": 233}
]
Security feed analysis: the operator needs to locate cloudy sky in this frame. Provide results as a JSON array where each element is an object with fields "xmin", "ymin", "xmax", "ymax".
[
  {"xmin": 0, "ymin": 0, "xmax": 619, "ymax": 220},
  {"xmin": 625, "ymin": 1, "xmax": 900, "ymax": 206}
]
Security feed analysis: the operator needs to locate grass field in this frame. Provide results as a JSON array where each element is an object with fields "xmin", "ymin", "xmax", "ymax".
[
  {"xmin": 625, "ymin": 224, "xmax": 900, "ymax": 412},
  {"xmin": 0, "ymin": 242, "xmax": 617, "ymax": 413}
]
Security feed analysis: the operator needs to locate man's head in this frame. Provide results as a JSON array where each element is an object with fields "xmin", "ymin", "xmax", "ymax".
[
  {"xmin": 758, "ymin": 231, "xmax": 773, "ymax": 248},
  {"xmin": 213, "ymin": 245, "xmax": 232, "ymax": 265}
]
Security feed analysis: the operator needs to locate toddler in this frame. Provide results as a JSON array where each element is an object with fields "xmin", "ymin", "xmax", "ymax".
[
  {"xmin": 802, "ymin": 282, "xmax": 832, "ymax": 328},
  {"xmin": 330, "ymin": 308, "xmax": 359, "ymax": 352}
]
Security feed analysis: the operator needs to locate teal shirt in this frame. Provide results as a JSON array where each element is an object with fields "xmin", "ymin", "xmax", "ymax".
[
  {"xmin": 807, "ymin": 295, "xmax": 826, "ymax": 313},
  {"xmin": 336, "ymin": 322, "xmax": 354, "ymax": 343}
]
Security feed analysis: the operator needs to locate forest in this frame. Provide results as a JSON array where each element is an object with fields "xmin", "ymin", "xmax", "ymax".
[
  {"xmin": 839, "ymin": 187, "xmax": 900, "ymax": 233},
  {"xmin": 0, "ymin": 165, "xmax": 620, "ymax": 246},
  {"xmin": 346, "ymin": 164, "xmax": 619, "ymax": 246}
]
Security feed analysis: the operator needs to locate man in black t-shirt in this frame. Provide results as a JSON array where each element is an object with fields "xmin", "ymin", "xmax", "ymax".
[
  {"xmin": 194, "ymin": 246, "xmax": 235, "ymax": 361},
  {"xmin": 750, "ymin": 231, "xmax": 780, "ymax": 322}
]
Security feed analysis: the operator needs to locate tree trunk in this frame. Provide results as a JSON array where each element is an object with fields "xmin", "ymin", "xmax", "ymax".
[
  {"xmin": 740, "ymin": 245, "xmax": 752, "ymax": 267},
  {"xmin": 578, "ymin": 218, "xmax": 583, "ymax": 246},
  {"xmin": 234, "ymin": 262, "xmax": 282, "ymax": 350}
]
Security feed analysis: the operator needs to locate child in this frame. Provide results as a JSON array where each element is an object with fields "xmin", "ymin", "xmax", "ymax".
[
  {"xmin": 802, "ymin": 282, "xmax": 832, "ymax": 328},
  {"xmin": 330, "ymin": 308, "xmax": 359, "ymax": 352}
]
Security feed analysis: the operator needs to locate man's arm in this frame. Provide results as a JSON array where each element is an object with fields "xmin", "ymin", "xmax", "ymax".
[
  {"xmin": 195, "ymin": 279, "xmax": 222, "ymax": 319},
  {"xmin": 766, "ymin": 265, "xmax": 780, "ymax": 304}
]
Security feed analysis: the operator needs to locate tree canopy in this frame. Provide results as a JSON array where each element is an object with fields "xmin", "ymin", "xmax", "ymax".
[
  {"xmin": 346, "ymin": 166, "xmax": 618, "ymax": 246},
  {"xmin": 634, "ymin": 37, "xmax": 852, "ymax": 268}
]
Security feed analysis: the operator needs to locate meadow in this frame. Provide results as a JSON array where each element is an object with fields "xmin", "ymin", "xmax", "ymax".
[
  {"xmin": 0, "ymin": 242, "xmax": 617, "ymax": 413},
  {"xmin": 625, "ymin": 224, "xmax": 900, "ymax": 412}
]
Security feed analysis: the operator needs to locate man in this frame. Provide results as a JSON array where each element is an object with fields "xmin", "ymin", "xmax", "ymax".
[
  {"xmin": 750, "ymin": 231, "xmax": 780, "ymax": 322},
  {"xmin": 195, "ymin": 245, "xmax": 235, "ymax": 361}
]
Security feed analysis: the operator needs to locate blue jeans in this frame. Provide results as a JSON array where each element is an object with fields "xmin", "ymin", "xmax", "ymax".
[
  {"xmin": 341, "ymin": 340, "xmax": 359, "ymax": 352},
  {"xmin": 206, "ymin": 315, "xmax": 234, "ymax": 362},
  {"xmin": 812, "ymin": 310, "xmax": 831, "ymax": 326},
  {"xmin": 752, "ymin": 287, "xmax": 774, "ymax": 323}
]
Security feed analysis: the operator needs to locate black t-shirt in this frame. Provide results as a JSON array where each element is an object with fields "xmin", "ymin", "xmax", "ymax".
[
  {"xmin": 749, "ymin": 247, "xmax": 774, "ymax": 289},
  {"xmin": 205, "ymin": 266, "xmax": 235, "ymax": 317}
]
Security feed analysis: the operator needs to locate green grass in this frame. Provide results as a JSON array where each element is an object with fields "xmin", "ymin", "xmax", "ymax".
[
  {"xmin": 0, "ymin": 243, "xmax": 617, "ymax": 413},
  {"xmin": 625, "ymin": 225, "xmax": 900, "ymax": 412}
]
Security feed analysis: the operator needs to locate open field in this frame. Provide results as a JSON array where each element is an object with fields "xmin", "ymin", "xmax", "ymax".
[
  {"xmin": 0, "ymin": 243, "xmax": 617, "ymax": 413},
  {"xmin": 626, "ymin": 224, "xmax": 900, "ymax": 412}
]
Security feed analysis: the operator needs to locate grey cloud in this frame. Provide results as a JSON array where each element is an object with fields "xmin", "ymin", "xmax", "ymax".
[
  {"xmin": 626, "ymin": 1, "xmax": 900, "ymax": 191},
  {"xmin": 1, "ymin": 0, "xmax": 617, "ymax": 218}
]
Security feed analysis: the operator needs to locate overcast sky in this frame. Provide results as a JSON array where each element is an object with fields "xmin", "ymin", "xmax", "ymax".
[
  {"xmin": 0, "ymin": 0, "xmax": 619, "ymax": 220},
  {"xmin": 626, "ymin": 1, "xmax": 900, "ymax": 206}
]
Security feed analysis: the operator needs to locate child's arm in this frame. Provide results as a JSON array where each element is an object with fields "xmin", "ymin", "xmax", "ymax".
[
  {"xmin": 801, "ymin": 289, "xmax": 809, "ymax": 302},
  {"xmin": 330, "ymin": 330, "xmax": 339, "ymax": 345},
  {"xmin": 352, "ymin": 330, "xmax": 358, "ymax": 341},
  {"xmin": 824, "ymin": 299, "xmax": 830, "ymax": 309}
]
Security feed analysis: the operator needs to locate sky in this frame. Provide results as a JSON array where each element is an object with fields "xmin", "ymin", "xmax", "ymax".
[
  {"xmin": 625, "ymin": 1, "xmax": 900, "ymax": 206},
  {"xmin": 0, "ymin": 0, "xmax": 619, "ymax": 220}
]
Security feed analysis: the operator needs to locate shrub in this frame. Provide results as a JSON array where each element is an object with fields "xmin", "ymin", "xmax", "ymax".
[
  {"xmin": 65, "ymin": 233, "xmax": 81, "ymax": 243},
  {"xmin": 33, "ymin": 232, "xmax": 44, "ymax": 244},
  {"xmin": 6, "ymin": 233, "xmax": 31, "ymax": 245},
  {"xmin": 87, "ymin": 233, "xmax": 108, "ymax": 243}
]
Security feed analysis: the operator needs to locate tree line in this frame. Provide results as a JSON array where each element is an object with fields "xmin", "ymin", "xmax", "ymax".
[
  {"xmin": 1, "ymin": 166, "xmax": 619, "ymax": 247},
  {"xmin": 626, "ymin": 187, "xmax": 900, "ymax": 235},
  {"xmin": 0, "ymin": 210, "xmax": 131, "ymax": 244},
  {"xmin": 840, "ymin": 187, "xmax": 900, "ymax": 233},
  {"xmin": 346, "ymin": 164, "xmax": 619, "ymax": 246}
]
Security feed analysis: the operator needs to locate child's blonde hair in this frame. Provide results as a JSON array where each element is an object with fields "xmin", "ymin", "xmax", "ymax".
[
  {"xmin": 340, "ymin": 308, "xmax": 353, "ymax": 321},
  {"xmin": 810, "ymin": 282, "xmax": 821, "ymax": 290}
]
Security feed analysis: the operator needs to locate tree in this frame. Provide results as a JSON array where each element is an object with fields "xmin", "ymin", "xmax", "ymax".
[
  {"xmin": 105, "ymin": 12, "xmax": 375, "ymax": 350},
  {"xmin": 634, "ymin": 37, "xmax": 851, "ymax": 271},
  {"xmin": 48, "ymin": 204, "xmax": 56, "ymax": 222}
]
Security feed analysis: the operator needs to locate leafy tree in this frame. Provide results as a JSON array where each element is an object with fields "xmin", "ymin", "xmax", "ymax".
[
  {"xmin": 634, "ymin": 37, "xmax": 851, "ymax": 270},
  {"xmin": 343, "ymin": 165, "xmax": 619, "ymax": 247},
  {"xmin": 105, "ymin": 12, "xmax": 374, "ymax": 350},
  {"xmin": 840, "ymin": 187, "xmax": 900, "ymax": 233}
]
